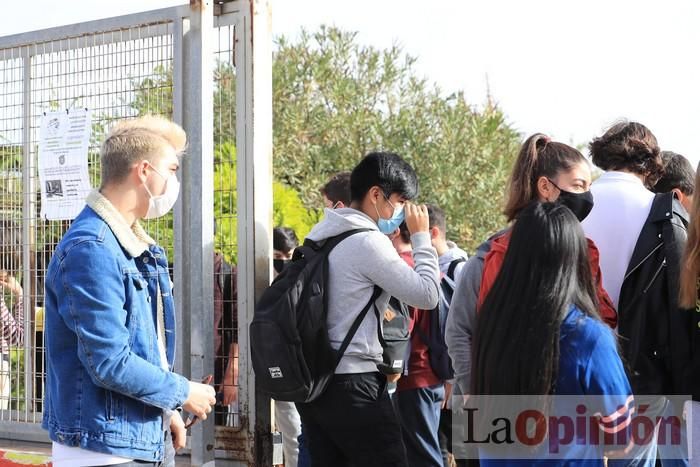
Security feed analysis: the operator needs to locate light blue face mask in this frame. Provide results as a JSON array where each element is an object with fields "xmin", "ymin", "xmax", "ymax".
[{"xmin": 375, "ymin": 195, "xmax": 405, "ymax": 234}]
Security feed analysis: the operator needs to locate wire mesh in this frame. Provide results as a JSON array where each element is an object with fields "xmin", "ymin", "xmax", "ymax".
[
  {"xmin": 212, "ymin": 22, "xmax": 239, "ymax": 432},
  {"xmin": 0, "ymin": 21, "xmax": 175, "ymax": 424},
  {"xmin": 0, "ymin": 14, "xmax": 248, "ymax": 461}
]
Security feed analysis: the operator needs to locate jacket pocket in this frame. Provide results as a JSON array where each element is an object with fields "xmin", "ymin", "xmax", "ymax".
[
  {"xmin": 105, "ymin": 390, "xmax": 123, "ymax": 422},
  {"xmin": 126, "ymin": 274, "xmax": 150, "ymax": 348}
]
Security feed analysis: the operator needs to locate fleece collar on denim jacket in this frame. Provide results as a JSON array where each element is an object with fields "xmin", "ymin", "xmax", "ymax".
[{"xmin": 86, "ymin": 189, "xmax": 156, "ymax": 258}]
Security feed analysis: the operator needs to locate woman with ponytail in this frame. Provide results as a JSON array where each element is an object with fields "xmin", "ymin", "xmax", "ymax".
[
  {"xmin": 472, "ymin": 202, "xmax": 634, "ymax": 465},
  {"xmin": 445, "ymin": 133, "xmax": 617, "ymax": 402}
]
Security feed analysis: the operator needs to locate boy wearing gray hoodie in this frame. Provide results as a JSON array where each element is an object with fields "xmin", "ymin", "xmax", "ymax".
[{"xmin": 296, "ymin": 152, "xmax": 440, "ymax": 467}]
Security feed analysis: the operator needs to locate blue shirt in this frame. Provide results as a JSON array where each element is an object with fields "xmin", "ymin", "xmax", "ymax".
[{"xmin": 480, "ymin": 307, "xmax": 633, "ymax": 466}]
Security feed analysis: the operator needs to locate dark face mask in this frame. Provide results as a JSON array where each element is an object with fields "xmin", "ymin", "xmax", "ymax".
[
  {"xmin": 548, "ymin": 179, "xmax": 594, "ymax": 222},
  {"xmin": 273, "ymin": 259, "xmax": 290, "ymax": 274}
]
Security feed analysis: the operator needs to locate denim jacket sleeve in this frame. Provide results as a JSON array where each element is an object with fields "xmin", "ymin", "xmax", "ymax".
[{"xmin": 56, "ymin": 240, "xmax": 189, "ymax": 411}]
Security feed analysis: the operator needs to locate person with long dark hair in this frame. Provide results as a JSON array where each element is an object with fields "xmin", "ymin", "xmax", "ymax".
[
  {"xmin": 446, "ymin": 134, "xmax": 616, "ymax": 408},
  {"xmin": 471, "ymin": 202, "xmax": 633, "ymax": 465}
]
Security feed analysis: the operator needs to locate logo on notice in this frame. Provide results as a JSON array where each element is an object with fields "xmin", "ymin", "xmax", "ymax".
[{"xmin": 269, "ymin": 367, "xmax": 283, "ymax": 379}]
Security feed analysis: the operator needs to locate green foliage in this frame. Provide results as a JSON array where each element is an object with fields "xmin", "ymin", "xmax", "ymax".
[
  {"xmin": 273, "ymin": 183, "xmax": 320, "ymax": 242},
  {"xmin": 128, "ymin": 62, "xmax": 235, "ymax": 145},
  {"xmin": 213, "ymin": 142, "xmax": 238, "ymax": 263},
  {"xmin": 214, "ymin": 61, "xmax": 236, "ymax": 145},
  {"xmin": 10, "ymin": 347, "xmax": 25, "ymax": 411},
  {"xmin": 131, "ymin": 26, "xmax": 523, "ymax": 253},
  {"xmin": 272, "ymin": 27, "xmax": 521, "ymax": 250},
  {"xmin": 129, "ymin": 64, "xmax": 173, "ymax": 118},
  {"xmin": 213, "ymin": 142, "xmax": 319, "ymax": 263}
]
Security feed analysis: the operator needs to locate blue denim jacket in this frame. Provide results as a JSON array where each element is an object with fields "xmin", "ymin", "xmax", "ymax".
[{"xmin": 42, "ymin": 191, "xmax": 189, "ymax": 462}]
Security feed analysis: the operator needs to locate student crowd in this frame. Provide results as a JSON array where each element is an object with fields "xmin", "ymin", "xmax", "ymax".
[{"xmin": 38, "ymin": 115, "xmax": 699, "ymax": 467}]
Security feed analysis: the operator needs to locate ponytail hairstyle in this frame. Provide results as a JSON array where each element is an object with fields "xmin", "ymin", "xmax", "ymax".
[
  {"xmin": 680, "ymin": 162, "xmax": 700, "ymax": 308},
  {"xmin": 504, "ymin": 134, "xmax": 588, "ymax": 222},
  {"xmin": 589, "ymin": 121, "xmax": 663, "ymax": 188}
]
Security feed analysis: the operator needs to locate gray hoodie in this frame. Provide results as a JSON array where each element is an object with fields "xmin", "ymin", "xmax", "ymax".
[
  {"xmin": 306, "ymin": 207, "xmax": 440, "ymax": 374},
  {"xmin": 445, "ymin": 232, "xmax": 504, "ymax": 396},
  {"xmin": 439, "ymin": 245, "xmax": 469, "ymax": 278}
]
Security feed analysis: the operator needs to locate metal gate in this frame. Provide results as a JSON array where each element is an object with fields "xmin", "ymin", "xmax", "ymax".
[{"xmin": 0, "ymin": 1, "xmax": 273, "ymax": 465}]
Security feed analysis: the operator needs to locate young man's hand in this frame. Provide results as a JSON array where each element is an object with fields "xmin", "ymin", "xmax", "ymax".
[
  {"xmin": 221, "ymin": 384, "xmax": 238, "ymax": 406},
  {"xmin": 404, "ymin": 202, "xmax": 429, "ymax": 235},
  {"xmin": 170, "ymin": 411, "xmax": 187, "ymax": 451},
  {"xmin": 219, "ymin": 363, "xmax": 238, "ymax": 406},
  {"xmin": 442, "ymin": 382, "xmax": 453, "ymax": 409},
  {"xmin": 386, "ymin": 373, "xmax": 401, "ymax": 383},
  {"xmin": 183, "ymin": 381, "xmax": 216, "ymax": 420}
]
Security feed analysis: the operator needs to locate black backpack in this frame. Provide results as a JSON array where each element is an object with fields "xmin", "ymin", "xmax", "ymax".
[
  {"xmin": 250, "ymin": 229, "xmax": 382, "ymax": 403},
  {"xmin": 417, "ymin": 257, "xmax": 466, "ymax": 380},
  {"xmin": 377, "ymin": 297, "xmax": 411, "ymax": 375}
]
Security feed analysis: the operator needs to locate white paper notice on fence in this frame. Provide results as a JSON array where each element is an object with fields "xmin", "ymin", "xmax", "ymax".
[{"xmin": 38, "ymin": 109, "xmax": 93, "ymax": 220}]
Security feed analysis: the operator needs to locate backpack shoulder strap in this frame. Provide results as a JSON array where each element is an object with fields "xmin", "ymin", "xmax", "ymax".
[
  {"xmin": 335, "ymin": 285, "xmax": 382, "ymax": 367},
  {"xmin": 309, "ymin": 228, "xmax": 373, "ymax": 252},
  {"xmin": 446, "ymin": 257, "xmax": 467, "ymax": 280}
]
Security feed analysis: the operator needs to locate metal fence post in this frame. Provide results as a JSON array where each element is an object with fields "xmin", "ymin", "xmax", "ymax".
[
  {"xmin": 21, "ymin": 48, "xmax": 35, "ymax": 421},
  {"xmin": 1, "ymin": 3, "xmax": 264, "ymax": 462},
  {"xmin": 236, "ymin": 0, "xmax": 273, "ymax": 464},
  {"xmin": 172, "ymin": 15, "xmax": 186, "ymax": 378},
  {"xmin": 182, "ymin": 1, "xmax": 215, "ymax": 465}
]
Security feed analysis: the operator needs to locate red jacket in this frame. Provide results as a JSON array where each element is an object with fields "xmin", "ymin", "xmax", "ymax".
[
  {"xmin": 396, "ymin": 251, "xmax": 442, "ymax": 391},
  {"xmin": 477, "ymin": 232, "xmax": 618, "ymax": 328}
]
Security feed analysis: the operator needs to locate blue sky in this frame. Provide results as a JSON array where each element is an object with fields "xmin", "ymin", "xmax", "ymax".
[{"xmin": 3, "ymin": 0, "xmax": 699, "ymax": 164}]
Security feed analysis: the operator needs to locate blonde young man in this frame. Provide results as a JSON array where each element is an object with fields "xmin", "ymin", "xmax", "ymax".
[{"xmin": 43, "ymin": 116, "xmax": 216, "ymax": 467}]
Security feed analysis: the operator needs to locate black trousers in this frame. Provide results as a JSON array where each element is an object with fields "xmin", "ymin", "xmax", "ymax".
[
  {"xmin": 439, "ymin": 407, "xmax": 473, "ymax": 467},
  {"xmin": 296, "ymin": 372, "xmax": 408, "ymax": 467}
]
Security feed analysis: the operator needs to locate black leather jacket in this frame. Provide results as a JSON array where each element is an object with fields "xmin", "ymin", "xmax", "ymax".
[{"xmin": 617, "ymin": 192, "xmax": 689, "ymax": 396}]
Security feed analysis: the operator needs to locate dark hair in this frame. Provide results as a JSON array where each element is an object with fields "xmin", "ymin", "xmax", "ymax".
[
  {"xmin": 398, "ymin": 221, "xmax": 411, "ymax": 244},
  {"xmin": 471, "ymin": 202, "xmax": 599, "ymax": 398},
  {"xmin": 427, "ymin": 204, "xmax": 446, "ymax": 234},
  {"xmin": 321, "ymin": 171, "xmax": 352, "ymax": 206},
  {"xmin": 653, "ymin": 151, "xmax": 695, "ymax": 196},
  {"xmin": 590, "ymin": 121, "xmax": 663, "ymax": 186},
  {"xmin": 273, "ymin": 227, "xmax": 299, "ymax": 254},
  {"xmin": 504, "ymin": 134, "xmax": 588, "ymax": 222},
  {"xmin": 350, "ymin": 152, "xmax": 419, "ymax": 203}
]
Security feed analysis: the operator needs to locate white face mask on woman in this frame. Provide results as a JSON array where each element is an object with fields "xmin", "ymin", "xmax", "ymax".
[{"xmin": 142, "ymin": 161, "xmax": 180, "ymax": 219}]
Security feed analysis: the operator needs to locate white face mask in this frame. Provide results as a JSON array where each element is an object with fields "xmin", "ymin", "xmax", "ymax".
[{"xmin": 143, "ymin": 162, "xmax": 180, "ymax": 219}]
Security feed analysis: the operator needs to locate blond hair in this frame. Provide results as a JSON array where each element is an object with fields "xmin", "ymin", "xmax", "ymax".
[
  {"xmin": 680, "ymin": 163, "xmax": 700, "ymax": 308},
  {"xmin": 100, "ymin": 115, "xmax": 186, "ymax": 187}
]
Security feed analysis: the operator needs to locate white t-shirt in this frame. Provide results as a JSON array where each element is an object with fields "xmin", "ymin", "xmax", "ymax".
[
  {"xmin": 53, "ymin": 286, "xmax": 169, "ymax": 466},
  {"xmin": 582, "ymin": 171, "xmax": 655, "ymax": 309},
  {"xmin": 51, "ymin": 443, "xmax": 132, "ymax": 467}
]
